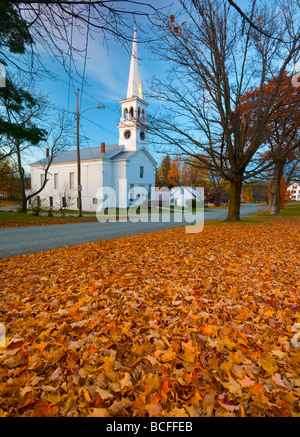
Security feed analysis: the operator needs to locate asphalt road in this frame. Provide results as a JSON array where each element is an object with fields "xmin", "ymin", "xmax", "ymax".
[{"xmin": 0, "ymin": 204, "xmax": 266, "ymax": 259}]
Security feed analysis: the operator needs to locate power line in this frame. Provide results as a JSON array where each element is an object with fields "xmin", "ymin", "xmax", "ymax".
[
  {"xmin": 79, "ymin": 1, "xmax": 91, "ymax": 110},
  {"xmin": 67, "ymin": 4, "xmax": 75, "ymax": 111},
  {"xmin": 82, "ymin": 115, "xmax": 119, "ymax": 139}
]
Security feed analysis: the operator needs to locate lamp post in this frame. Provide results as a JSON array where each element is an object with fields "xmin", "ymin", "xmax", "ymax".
[{"xmin": 76, "ymin": 90, "xmax": 104, "ymax": 216}]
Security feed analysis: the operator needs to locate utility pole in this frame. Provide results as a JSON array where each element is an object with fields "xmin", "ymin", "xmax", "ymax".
[
  {"xmin": 76, "ymin": 91, "xmax": 104, "ymax": 217},
  {"xmin": 76, "ymin": 89, "xmax": 82, "ymax": 217}
]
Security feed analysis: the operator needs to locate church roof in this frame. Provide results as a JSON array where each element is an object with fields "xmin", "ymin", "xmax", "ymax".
[
  {"xmin": 30, "ymin": 144, "xmax": 123, "ymax": 165},
  {"xmin": 110, "ymin": 151, "xmax": 136, "ymax": 160}
]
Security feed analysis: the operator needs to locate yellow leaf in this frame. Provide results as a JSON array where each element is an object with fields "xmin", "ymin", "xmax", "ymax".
[
  {"xmin": 89, "ymin": 408, "xmax": 110, "ymax": 417},
  {"xmin": 179, "ymin": 305, "xmax": 188, "ymax": 313},
  {"xmin": 222, "ymin": 376, "xmax": 242, "ymax": 396},
  {"xmin": 260, "ymin": 359, "xmax": 277, "ymax": 375},
  {"xmin": 181, "ymin": 341, "xmax": 196, "ymax": 363},
  {"xmin": 163, "ymin": 407, "xmax": 189, "ymax": 417},
  {"xmin": 146, "ymin": 403, "xmax": 162, "ymax": 417},
  {"xmin": 95, "ymin": 388, "xmax": 114, "ymax": 400},
  {"xmin": 220, "ymin": 360, "xmax": 232, "ymax": 377},
  {"xmin": 120, "ymin": 372, "xmax": 132, "ymax": 389},
  {"xmin": 161, "ymin": 352, "xmax": 175, "ymax": 362},
  {"xmin": 146, "ymin": 355, "xmax": 157, "ymax": 365},
  {"xmin": 238, "ymin": 375, "xmax": 255, "ymax": 388},
  {"xmin": 272, "ymin": 373, "xmax": 287, "ymax": 387},
  {"xmin": 20, "ymin": 386, "xmax": 34, "ymax": 397},
  {"xmin": 222, "ymin": 337, "xmax": 236, "ymax": 350},
  {"xmin": 78, "ymin": 387, "xmax": 91, "ymax": 403},
  {"xmin": 264, "ymin": 310, "xmax": 274, "ymax": 317},
  {"xmin": 200, "ymin": 325, "xmax": 215, "ymax": 336}
]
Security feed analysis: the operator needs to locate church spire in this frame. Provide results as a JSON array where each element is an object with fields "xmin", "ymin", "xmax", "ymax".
[{"xmin": 126, "ymin": 26, "xmax": 143, "ymax": 99}]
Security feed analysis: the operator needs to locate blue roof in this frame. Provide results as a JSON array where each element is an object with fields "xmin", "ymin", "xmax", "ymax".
[{"xmin": 110, "ymin": 151, "xmax": 136, "ymax": 160}]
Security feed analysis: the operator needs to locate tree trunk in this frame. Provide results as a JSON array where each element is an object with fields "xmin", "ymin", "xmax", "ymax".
[
  {"xmin": 269, "ymin": 161, "xmax": 284, "ymax": 215},
  {"xmin": 16, "ymin": 142, "xmax": 27, "ymax": 213},
  {"xmin": 214, "ymin": 190, "xmax": 221, "ymax": 207},
  {"xmin": 226, "ymin": 180, "xmax": 242, "ymax": 221}
]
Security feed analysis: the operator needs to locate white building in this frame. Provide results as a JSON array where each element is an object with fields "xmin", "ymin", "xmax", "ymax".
[
  {"xmin": 29, "ymin": 28, "xmax": 156, "ymax": 212},
  {"xmin": 288, "ymin": 183, "xmax": 300, "ymax": 201},
  {"xmin": 170, "ymin": 187, "xmax": 199, "ymax": 207}
]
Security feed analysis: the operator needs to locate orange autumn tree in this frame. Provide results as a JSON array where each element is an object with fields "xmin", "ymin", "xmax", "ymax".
[
  {"xmin": 242, "ymin": 186, "xmax": 254, "ymax": 204},
  {"xmin": 168, "ymin": 156, "xmax": 182, "ymax": 187},
  {"xmin": 181, "ymin": 156, "xmax": 209, "ymax": 187},
  {"xmin": 239, "ymin": 71, "xmax": 300, "ymax": 214},
  {"xmin": 182, "ymin": 156, "xmax": 227, "ymax": 206},
  {"xmin": 280, "ymin": 177, "xmax": 292, "ymax": 208},
  {"xmin": 267, "ymin": 176, "xmax": 292, "ymax": 209},
  {"xmin": 156, "ymin": 154, "xmax": 172, "ymax": 188}
]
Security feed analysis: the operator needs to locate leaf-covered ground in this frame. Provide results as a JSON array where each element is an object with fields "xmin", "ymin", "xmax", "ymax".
[{"xmin": 0, "ymin": 217, "xmax": 299, "ymax": 417}]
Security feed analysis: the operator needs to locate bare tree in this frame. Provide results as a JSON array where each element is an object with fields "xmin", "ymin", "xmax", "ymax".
[
  {"xmin": 225, "ymin": 0, "xmax": 282, "ymax": 41},
  {"xmin": 285, "ymin": 153, "xmax": 300, "ymax": 185},
  {"xmin": 3, "ymin": 1, "xmax": 165, "ymax": 81},
  {"xmin": 0, "ymin": 74, "xmax": 73, "ymax": 212},
  {"xmin": 148, "ymin": 0, "xmax": 300, "ymax": 221},
  {"xmin": 53, "ymin": 182, "xmax": 76, "ymax": 215},
  {"xmin": 26, "ymin": 112, "xmax": 74, "ymax": 213}
]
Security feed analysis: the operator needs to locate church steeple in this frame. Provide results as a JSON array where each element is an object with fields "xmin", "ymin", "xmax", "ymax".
[
  {"xmin": 127, "ymin": 26, "xmax": 143, "ymax": 99},
  {"xmin": 118, "ymin": 27, "xmax": 149, "ymax": 152}
]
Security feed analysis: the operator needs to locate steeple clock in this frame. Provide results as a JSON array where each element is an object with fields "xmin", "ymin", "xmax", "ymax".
[{"xmin": 118, "ymin": 27, "xmax": 149, "ymax": 152}]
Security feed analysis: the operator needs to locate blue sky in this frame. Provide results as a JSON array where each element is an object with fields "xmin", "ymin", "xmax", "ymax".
[
  {"xmin": 30, "ymin": 6, "xmax": 169, "ymax": 169},
  {"xmin": 24, "ymin": 0, "xmax": 254, "ymax": 169}
]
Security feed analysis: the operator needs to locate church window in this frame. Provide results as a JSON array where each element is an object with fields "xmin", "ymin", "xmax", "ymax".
[
  {"xmin": 54, "ymin": 173, "xmax": 58, "ymax": 189},
  {"xmin": 93, "ymin": 198, "xmax": 97, "ymax": 205},
  {"xmin": 124, "ymin": 108, "xmax": 128, "ymax": 119},
  {"xmin": 140, "ymin": 166, "xmax": 144, "ymax": 178},
  {"xmin": 129, "ymin": 184, "xmax": 134, "ymax": 201},
  {"xmin": 129, "ymin": 107, "xmax": 134, "ymax": 119},
  {"xmin": 138, "ymin": 107, "xmax": 141, "ymax": 119},
  {"xmin": 141, "ymin": 109, "xmax": 145, "ymax": 120},
  {"xmin": 69, "ymin": 172, "xmax": 74, "ymax": 189}
]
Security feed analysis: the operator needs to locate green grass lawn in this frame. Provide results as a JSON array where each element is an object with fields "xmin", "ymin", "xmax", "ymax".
[
  {"xmin": 0, "ymin": 206, "xmax": 198, "ymax": 227},
  {"xmin": 254, "ymin": 202, "xmax": 300, "ymax": 218},
  {"xmin": 0, "ymin": 211, "xmax": 97, "ymax": 227},
  {"xmin": 1, "ymin": 202, "xmax": 299, "ymax": 227},
  {"xmin": 202, "ymin": 202, "xmax": 300, "ymax": 227}
]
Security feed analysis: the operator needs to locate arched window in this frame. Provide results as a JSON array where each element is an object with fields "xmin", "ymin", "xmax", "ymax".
[
  {"xmin": 138, "ymin": 107, "xmax": 141, "ymax": 119},
  {"xmin": 129, "ymin": 107, "xmax": 134, "ymax": 119},
  {"xmin": 141, "ymin": 109, "xmax": 145, "ymax": 120},
  {"xmin": 123, "ymin": 108, "xmax": 128, "ymax": 120}
]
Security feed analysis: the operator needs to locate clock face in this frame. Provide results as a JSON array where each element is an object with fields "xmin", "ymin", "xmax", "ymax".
[
  {"xmin": 124, "ymin": 129, "xmax": 131, "ymax": 140},
  {"xmin": 140, "ymin": 131, "xmax": 145, "ymax": 141}
]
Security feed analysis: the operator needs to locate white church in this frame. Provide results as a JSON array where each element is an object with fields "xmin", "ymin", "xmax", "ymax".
[{"xmin": 30, "ymin": 29, "xmax": 157, "ymax": 212}]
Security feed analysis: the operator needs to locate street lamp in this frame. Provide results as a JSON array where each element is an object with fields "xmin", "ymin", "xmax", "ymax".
[{"xmin": 76, "ymin": 89, "xmax": 104, "ymax": 216}]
